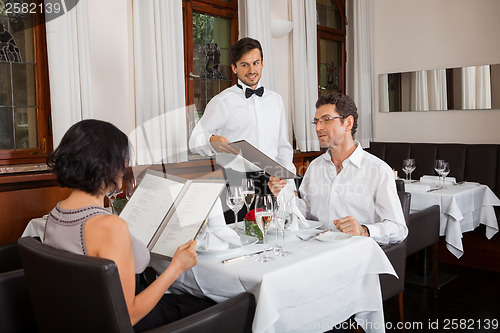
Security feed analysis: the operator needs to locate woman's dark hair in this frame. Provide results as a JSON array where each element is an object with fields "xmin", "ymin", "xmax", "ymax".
[
  {"xmin": 230, "ymin": 37, "xmax": 263, "ymax": 66},
  {"xmin": 315, "ymin": 92, "xmax": 359, "ymax": 136},
  {"xmin": 47, "ymin": 119, "xmax": 130, "ymax": 196}
]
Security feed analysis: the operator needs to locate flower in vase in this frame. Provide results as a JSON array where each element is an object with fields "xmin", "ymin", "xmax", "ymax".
[
  {"xmin": 244, "ymin": 209, "xmax": 263, "ymax": 240},
  {"xmin": 111, "ymin": 192, "xmax": 128, "ymax": 215}
]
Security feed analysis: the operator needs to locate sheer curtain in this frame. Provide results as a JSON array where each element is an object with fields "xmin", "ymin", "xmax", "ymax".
[
  {"xmin": 131, "ymin": 0, "xmax": 187, "ymax": 165},
  {"xmin": 410, "ymin": 70, "xmax": 429, "ymax": 111},
  {"xmin": 289, "ymin": 0, "xmax": 319, "ymax": 152},
  {"xmin": 239, "ymin": 0, "xmax": 275, "ymax": 90},
  {"xmin": 346, "ymin": 0, "xmax": 374, "ymax": 148},
  {"xmin": 45, "ymin": 0, "xmax": 93, "ymax": 148},
  {"xmin": 427, "ymin": 69, "xmax": 447, "ymax": 110},
  {"xmin": 461, "ymin": 65, "xmax": 491, "ymax": 109}
]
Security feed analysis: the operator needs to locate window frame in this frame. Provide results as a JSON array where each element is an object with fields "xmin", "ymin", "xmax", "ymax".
[
  {"xmin": 317, "ymin": 0, "xmax": 346, "ymax": 95},
  {"xmin": 0, "ymin": 1, "xmax": 52, "ymax": 166}
]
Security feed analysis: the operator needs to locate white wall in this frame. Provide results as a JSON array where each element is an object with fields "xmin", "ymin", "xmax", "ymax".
[{"xmin": 373, "ymin": 0, "xmax": 500, "ymax": 144}]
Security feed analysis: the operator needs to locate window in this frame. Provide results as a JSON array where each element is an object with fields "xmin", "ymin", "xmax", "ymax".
[
  {"xmin": 316, "ymin": 0, "xmax": 346, "ymax": 96},
  {"xmin": 0, "ymin": 0, "xmax": 51, "ymax": 166},
  {"xmin": 183, "ymin": 0, "xmax": 238, "ymax": 143}
]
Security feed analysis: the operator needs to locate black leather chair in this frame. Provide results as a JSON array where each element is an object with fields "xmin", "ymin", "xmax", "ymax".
[
  {"xmin": 17, "ymin": 237, "xmax": 255, "ymax": 333},
  {"xmin": 0, "ymin": 241, "xmax": 22, "ymax": 273},
  {"xmin": 406, "ymin": 205, "xmax": 440, "ymax": 296},
  {"xmin": 379, "ymin": 191, "xmax": 410, "ymax": 327},
  {"xmin": 0, "ymin": 268, "xmax": 38, "ymax": 332}
]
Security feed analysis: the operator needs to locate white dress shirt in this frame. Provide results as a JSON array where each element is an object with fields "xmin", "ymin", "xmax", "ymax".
[
  {"xmin": 297, "ymin": 143, "xmax": 408, "ymax": 244},
  {"xmin": 188, "ymin": 80, "xmax": 296, "ymax": 176}
]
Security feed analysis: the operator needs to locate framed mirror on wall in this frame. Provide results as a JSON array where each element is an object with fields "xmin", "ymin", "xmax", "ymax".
[{"xmin": 379, "ymin": 64, "xmax": 500, "ymax": 112}]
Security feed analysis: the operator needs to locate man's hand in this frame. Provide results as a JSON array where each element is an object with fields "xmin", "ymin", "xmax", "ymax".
[
  {"xmin": 268, "ymin": 176, "xmax": 287, "ymax": 197},
  {"xmin": 333, "ymin": 216, "xmax": 369, "ymax": 237},
  {"xmin": 209, "ymin": 135, "xmax": 239, "ymax": 154}
]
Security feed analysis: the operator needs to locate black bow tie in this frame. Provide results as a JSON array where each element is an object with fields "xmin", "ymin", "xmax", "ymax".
[{"xmin": 237, "ymin": 84, "xmax": 264, "ymax": 98}]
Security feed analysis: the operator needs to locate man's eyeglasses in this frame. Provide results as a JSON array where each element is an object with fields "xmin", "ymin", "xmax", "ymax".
[{"xmin": 311, "ymin": 116, "xmax": 344, "ymax": 126}]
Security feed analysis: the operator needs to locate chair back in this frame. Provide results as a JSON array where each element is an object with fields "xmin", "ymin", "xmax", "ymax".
[
  {"xmin": 0, "ymin": 241, "xmax": 22, "ymax": 273},
  {"xmin": 0, "ymin": 268, "xmax": 38, "ymax": 332},
  {"xmin": 17, "ymin": 237, "xmax": 133, "ymax": 333},
  {"xmin": 406, "ymin": 205, "xmax": 440, "ymax": 256},
  {"xmin": 379, "ymin": 191, "xmax": 411, "ymax": 301}
]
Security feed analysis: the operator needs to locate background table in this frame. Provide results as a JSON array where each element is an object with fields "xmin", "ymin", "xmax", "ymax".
[
  {"xmin": 406, "ymin": 182, "xmax": 500, "ymax": 258},
  {"xmin": 152, "ymin": 235, "xmax": 396, "ymax": 333}
]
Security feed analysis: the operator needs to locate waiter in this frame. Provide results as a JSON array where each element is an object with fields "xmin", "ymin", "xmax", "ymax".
[{"xmin": 189, "ymin": 37, "xmax": 295, "ymax": 222}]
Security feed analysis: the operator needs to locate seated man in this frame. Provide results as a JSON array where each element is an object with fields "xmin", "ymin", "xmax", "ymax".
[{"xmin": 269, "ymin": 93, "xmax": 407, "ymax": 244}]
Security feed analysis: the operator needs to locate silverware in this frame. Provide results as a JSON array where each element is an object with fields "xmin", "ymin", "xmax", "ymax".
[
  {"xmin": 221, "ymin": 247, "xmax": 273, "ymax": 264},
  {"xmin": 296, "ymin": 229, "xmax": 333, "ymax": 241}
]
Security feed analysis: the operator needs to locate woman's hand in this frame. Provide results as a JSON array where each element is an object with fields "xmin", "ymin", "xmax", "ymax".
[{"xmin": 169, "ymin": 240, "xmax": 198, "ymax": 275}]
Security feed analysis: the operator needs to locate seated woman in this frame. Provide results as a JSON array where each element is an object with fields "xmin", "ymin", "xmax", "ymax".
[{"xmin": 44, "ymin": 119, "xmax": 214, "ymax": 332}]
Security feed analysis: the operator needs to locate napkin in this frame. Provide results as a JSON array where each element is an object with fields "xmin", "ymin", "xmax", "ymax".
[
  {"xmin": 404, "ymin": 183, "xmax": 431, "ymax": 192},
  {"xmin": 203, "ymin": 198, "xmax": 241, "ymax": 251},
  {"xmin": 420, "ymin": 175, "xmax": 456, "ymax": 185},
  {"xmin": 277, "ymin": 183, "xmax": 310, "ymax": 231}
]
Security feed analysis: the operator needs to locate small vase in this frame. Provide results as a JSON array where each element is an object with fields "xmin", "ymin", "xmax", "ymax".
[{"xmin": 244, "ymin": 219, "xmax": 263, "ymax": 241}]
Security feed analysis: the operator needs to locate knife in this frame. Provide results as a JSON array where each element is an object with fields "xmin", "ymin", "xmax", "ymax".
[{"xmin": 222, "ymin": 250, "xmax": 265, "ymax": 264}]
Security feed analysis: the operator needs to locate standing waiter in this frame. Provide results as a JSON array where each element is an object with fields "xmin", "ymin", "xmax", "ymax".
[{"xmin": 189, "ymin": 37, "xmax": 295, "ymax": 222}]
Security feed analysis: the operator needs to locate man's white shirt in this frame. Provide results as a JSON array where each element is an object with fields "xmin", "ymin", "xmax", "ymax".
[
  {"xmin": 189, "ymin": 80, "xmax": 296, "ymax": 177},
  {"xmin": 296, "ymin": 143, "xmax": 408, "ymax": 244}
]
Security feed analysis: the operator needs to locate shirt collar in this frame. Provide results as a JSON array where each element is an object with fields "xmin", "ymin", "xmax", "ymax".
[
  {"xmin": 237, "ymin": 79, "xmax": 263, "ymax": 91},
  {"xmin": 322, "ymin": 141, "xmax": 363, "ymax": 167}
]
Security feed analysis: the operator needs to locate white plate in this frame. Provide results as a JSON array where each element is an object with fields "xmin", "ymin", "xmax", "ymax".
[
  {"xmin": 196, "ymin": 234, "xmax": 258, "ymax": 254},
  {"xmin": 315, "ymin": 231, "xmax": 352, "ymax": 242}
]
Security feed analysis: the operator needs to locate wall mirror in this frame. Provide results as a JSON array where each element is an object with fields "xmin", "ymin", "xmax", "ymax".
[{"xmin": 379, "ymin": 64, "xmax": 500, "ymax": 112}]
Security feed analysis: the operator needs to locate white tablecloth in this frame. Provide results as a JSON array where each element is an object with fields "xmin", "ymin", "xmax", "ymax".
[
  {"xmin": 406, "ymin": 182, "xmax": 500, "ymax": 258},
  {"xmin": 152, "ymin": 235, "xmax": 396, "ymax": 333}
]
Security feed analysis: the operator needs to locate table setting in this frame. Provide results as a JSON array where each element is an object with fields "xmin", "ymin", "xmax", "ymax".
[{"xmin": 398, "ymin": 159, "xmax": 500, "ymax": 258}]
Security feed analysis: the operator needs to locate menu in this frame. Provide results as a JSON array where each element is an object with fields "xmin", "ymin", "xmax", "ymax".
[{"xmin": 119, "ymin": 169, "xmax": 226, "ymax": 259}]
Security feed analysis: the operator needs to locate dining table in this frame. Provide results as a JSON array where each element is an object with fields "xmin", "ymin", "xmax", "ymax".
[
  {"xmin": 404, "ymin": 181, "xmax": 500, "ymax": 258},
  {"xmin": 151, "ymin": 230, "xmax": 396, "ymax": 333}
]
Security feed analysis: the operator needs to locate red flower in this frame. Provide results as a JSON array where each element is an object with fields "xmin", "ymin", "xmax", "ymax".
[
  {"xmin": 245, "ymin": 209, "xmax": 255, "ymax": 221},
  {"xmin": 117, "ymin": 192, "xmax": 127, "ymax": 199}
]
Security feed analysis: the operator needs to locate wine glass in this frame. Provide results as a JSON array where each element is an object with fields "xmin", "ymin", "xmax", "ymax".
[
  {"xmin": 255, "ymin": 194, "xmax": 274, "ymax": 262},
  {"xmin": 274, "ymin": 197, "xmax": 291, "ymax": 256},
  {"xmin": 241, "ymin": 178, "xmax": 255, "ymax": 233},
  {"xmin": 226, "ymin": 186, "xmax": 244, "ymax": 228},
  {"xmin": 441, "ymin": 162, "xmax": 450, "ymax": 187},
  {"xmin": 403, "ymin": 159, "xmax": 416, "ymax": 183},
  {"xmin": 434, "ymin": 160, "xmax": 445, "ymax": 187}
]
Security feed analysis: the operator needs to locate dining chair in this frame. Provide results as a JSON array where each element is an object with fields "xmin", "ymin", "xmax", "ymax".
[
  {"xmin": 378, "ymin": 191, "xmax": 410, "ymax": 330},
  {"xmin": 0, "ymin": 241, "xmax": 22, "ymax": 273},
  {"xmin": 17, "ymin": 236, "xmax": 255, "ymax": 333},
  {"xmin": 0, "ymin": 268, "xmax": 38, "ymax": 332}
]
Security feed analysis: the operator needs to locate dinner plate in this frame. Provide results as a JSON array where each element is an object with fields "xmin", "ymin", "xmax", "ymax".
[
  {"xmin": 315, "ymin": 231, "xmax": 352, "ymax": 242},
  {"xmin": 196, "ymin": 234, "xmax": 258, "ymax": 254}
]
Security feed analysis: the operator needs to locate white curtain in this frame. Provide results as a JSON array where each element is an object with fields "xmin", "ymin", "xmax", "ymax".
[
  {"xmin": 427, "ymin": 69, "xmax": 448, "ymax": 110},
  {"xmin": 410, "ymin": 70, "xmax": 429, "ymax": 111},
  {"xmin": 289, "ymin": 0, "xmax": 319, "ymax": 152},
  {"xmin": 462, "ymin": 65, "xmax": 491, "ymax": 109},
  {"xmin": 45, "ymin": 0, "xmax": 93, "ymax": 148},
  {"xmin": 346, "ymin": 0, "xmax": 374, "ymax": 147},
  {"xmin": 378, "ymin": 74, "xmax": 390, "ymax": 112},
  {"xmin": 132, "ymin": 0, "xmax": 187, "ymax": 165},
  {"xmin": 239, "ymin": 0, "xmax": 275, "ymax": 90}
]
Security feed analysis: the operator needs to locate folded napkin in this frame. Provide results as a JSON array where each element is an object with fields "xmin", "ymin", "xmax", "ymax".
[
  {"xmin": 203, "ymin": 198, "xmax": 241, "ymax": 251},
  {"xmin": 420, "ymin": 175, "xmax": 456, "ymax": 185},
  {"xmin": 278, "ymin": 184, "xmax": 310, "ymax": 231},
  {"xmin": 404, "ymin": 183, "xmax": 431, "ymax": 192}
]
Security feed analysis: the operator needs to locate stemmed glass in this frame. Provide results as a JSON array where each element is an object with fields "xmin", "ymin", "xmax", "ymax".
[
  {"xmin": 402, "ymin": 159, "xmax": 416, "ymax": 183},
  {"xmin": 441, "ymin": 162, "xmax": 450, "ymax": 187},
  {"xmin": 274, "ymin": 197, "xmax": 291, "ymax": 256},
  {"xmin": 434, "ymin": 160, "xmax": 446, "ymax": 188},
  {"xmin": 226, "ymin": 186, "xmax": 244, "ymax": 227},
  {"xmin": 255, "ymin": 194, "xmax": 274, "ymax": 262},
  {"xmin": 241, "ymin": 178, "xmax": 255, "ymax": 233}
]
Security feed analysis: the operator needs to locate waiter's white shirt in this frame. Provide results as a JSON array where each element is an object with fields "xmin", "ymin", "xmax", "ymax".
[
  {"xmin": 188, "ymin": 80, "xmax": 295, "ymax": 176},
  {"xmin": 297, "ymin": 143, "xmax": 408, "ymax": 244}
]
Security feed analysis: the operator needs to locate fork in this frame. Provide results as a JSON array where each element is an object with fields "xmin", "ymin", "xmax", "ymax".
[{"xmin": 296, "ymin": 229, "xmax": 332, "ymax": 241}]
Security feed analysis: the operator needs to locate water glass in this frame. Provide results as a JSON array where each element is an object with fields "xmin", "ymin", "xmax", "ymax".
[
  {"xmin": 255, "ymin": 194, "xmax": 274, "ymax": 262},
  {"xmin": 434, "ymin": 160, "xmax": 446, "ymax": 187},
  {"xmin": 402, "ymin": 158, "xmax": 416, "ymax": 182},
  {"xmin": 226, "ymin": 186, "xmax": 244, "ymax": 227},
  {"xmin": 274, "ymin": 199, "xmax": 291, "ymax": 256}
]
